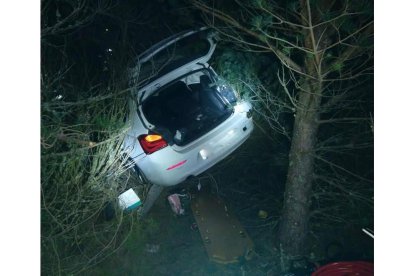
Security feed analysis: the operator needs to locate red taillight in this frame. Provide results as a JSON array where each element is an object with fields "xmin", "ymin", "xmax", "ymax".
[{"xmin": 138, "ymin": 134, "xmax": 167, "ymax": 154}]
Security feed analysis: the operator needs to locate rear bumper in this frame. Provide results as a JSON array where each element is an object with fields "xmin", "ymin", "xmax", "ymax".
[{"xmin": 138, "ymin": 116, "xmax": 253, "ymax": 186}]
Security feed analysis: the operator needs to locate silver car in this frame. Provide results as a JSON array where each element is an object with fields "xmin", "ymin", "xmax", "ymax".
[{"xmin": 123, "ymin": 27, "xmax": 253, "ymax": 188}]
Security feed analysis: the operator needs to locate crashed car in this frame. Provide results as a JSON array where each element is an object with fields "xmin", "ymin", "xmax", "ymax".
[{"xmin": 123, "ymin": 27, "xmax": 253, "ymax": 187}]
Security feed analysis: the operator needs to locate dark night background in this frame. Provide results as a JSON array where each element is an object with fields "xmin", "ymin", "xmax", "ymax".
[{"xmin": 38, "ymin": 0, "xmax": 375, "ymax": 275}]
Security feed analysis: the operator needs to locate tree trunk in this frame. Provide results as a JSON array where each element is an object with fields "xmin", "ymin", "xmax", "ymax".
[
  {"xmin": 276, "ymin": 45, "xmax": 322, "ymax": 273},
  {"xmin": 275, "ymin": 1, "xmax": 324, "ymax": 270},
  {"xmin": 276, "ymin": 77, "xmax": 321, "ymax": 268},
  {"xmin": 276, "ymin": 88, "xmax": 320, "ymax": 269}
]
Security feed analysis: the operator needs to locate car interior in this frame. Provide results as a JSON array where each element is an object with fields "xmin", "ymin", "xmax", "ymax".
[{"xmin": 142, "ymin": 73, "xmax": 233, "ymax": 146}]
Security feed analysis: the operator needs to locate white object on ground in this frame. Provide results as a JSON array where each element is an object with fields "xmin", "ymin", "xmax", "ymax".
[{"xmin": 118, "ymin": 188, "xmax": 142, "ymax": 211}]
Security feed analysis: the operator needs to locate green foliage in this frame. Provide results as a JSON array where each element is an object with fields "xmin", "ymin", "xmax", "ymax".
[
  {"xmin": 282, "ymin": 47, "xmax": 291, "ymax": 55},
  {"xmin": 251, "ymin": 16, "xmax": 264, "ymax": 30},
  {"xmin": 215, "ymin": 52, "xmax": 249, "ymax": 100},
  {"xmin": 215, "ymin": 50, "xmax": 256, "ymax": 81},
  {"xmin": 252, "ymin": 0, "xmax": 265, "ymax": 8},
  {"xmin": 41, "ymin": 17, "xmax": 133, "ymax": 275},
  {"xmin": 41, "ymin": 88, "xmax": 132, "ymax": 274},
  {"xmin": 287, "ymin": 1, "xmax": 299, "ymax": 12},
  {"xmin": 124, "ymin": 218, "xmax": 160, "ymax": 253},
  {"xmin": 214, "ymin": 48, "xmax": 280, "ymax": 93},
  {"xmin": 250, "ymin": 14, "xmax": 273, "ymax": 31},
  {"xmin": 213, "ymin": 47, "xmax": 293, "ymax": 138},
  {"xmin": 94, "ymin": 104, "xmax": 126, "ymax": 132},
  {"xmin": 83, "ymin": 218, "xmax": 159, "ymax": 276},
  {"xmin": 339, "ymin": 17, "xmax": 357, "ymax": 34},
  {"xmin": 332, "ymin": 62, "xmax": 344, "ymax": 72}
]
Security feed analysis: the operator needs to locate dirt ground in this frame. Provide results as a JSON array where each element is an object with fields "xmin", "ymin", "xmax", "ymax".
[{"xmin": 84, "ymin": 186, "xmax": 372, "ymax": 275}]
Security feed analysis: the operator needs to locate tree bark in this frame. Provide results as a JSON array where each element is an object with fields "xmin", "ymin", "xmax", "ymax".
[
  {"xmin": 275, "ymin": 0, "xmax": 323, "ymax": 268},
  {"xmin": 276, "ymin": 85, "xmax": 320, "ymax": 268}
]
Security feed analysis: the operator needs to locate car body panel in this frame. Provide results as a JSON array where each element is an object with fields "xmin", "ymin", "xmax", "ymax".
[
  {"xmin": 137, "ymin": 107, "xmax": 253, "ymax": 186},
  {"xmin": 137, "ymin": 27, "xmax": 214, "ymax": 65},
  {"xmin": 123, "ymin": 27, "xmax": 254, "ymax": 187}
]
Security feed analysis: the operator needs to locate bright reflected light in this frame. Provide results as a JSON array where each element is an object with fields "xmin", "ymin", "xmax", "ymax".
[
  {"xmin": 234, "ymin": 104, "xmax": 244, "ymax": 113},
  {"xmin": 199, "ymin": 149, "xmax": 208, "ymax": 160}
]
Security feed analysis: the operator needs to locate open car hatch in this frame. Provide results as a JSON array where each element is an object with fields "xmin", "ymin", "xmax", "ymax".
[{"xmin": 130, "ymin": 27, "xmax": 218, "ymax": 103}]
